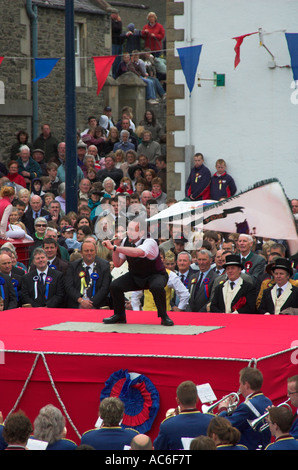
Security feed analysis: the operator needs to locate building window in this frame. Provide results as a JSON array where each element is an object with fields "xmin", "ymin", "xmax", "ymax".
[{"xmin": 75, "ymin": 23, "xmax": 82, "ymax": 87}]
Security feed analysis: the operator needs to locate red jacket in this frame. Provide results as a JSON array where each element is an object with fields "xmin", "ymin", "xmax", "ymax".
[{"xmin": 141, "ymin": 22, "xmax": 165, "ymax": 52}]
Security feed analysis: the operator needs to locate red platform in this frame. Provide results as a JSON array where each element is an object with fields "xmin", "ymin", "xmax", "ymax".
[{"xmin": 0, "ymin": 308, "xmax": 298, "ymax": 445}]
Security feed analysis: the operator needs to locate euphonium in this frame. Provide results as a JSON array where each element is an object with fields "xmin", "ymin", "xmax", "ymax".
[
  {"xmin": 248, "ymin": 398, "xmax": 291, "ymax": 432},
  {"xmin": 202, "ymin": 391, "xmax": 240, "ymax": 415}
]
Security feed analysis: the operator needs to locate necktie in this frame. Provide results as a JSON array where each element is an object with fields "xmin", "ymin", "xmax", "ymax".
[
  {"xmin": 85, "ymin": 266, "xmax": 91, "ymax": 285},
  {"xmin": 277, "ymin": 287, "xmax": 282, "ymax": 298},
  {"xmin": 230, "ymin": 281, "xmax": 235, "ymax": 289},
  {"xmin": 180, "ymin": 274, "xmax": 185, "ymax": 284},
  {"xmin": 39, "ymin": 273, "xmax": 45, "ymax": 284}
]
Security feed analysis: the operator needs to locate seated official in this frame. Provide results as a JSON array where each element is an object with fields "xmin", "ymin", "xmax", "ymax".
[
  {"xmin": 21, "ymin": 247, "xmax": 65, "ymax": 308},
  {"xmin": 80, "ymin": 397, "xmax": 139, "ymax": 450},
  {"xmin": 258, "ymin": 258, "xmax": 298, "ymax": 315},
  {"xmin": 0, "ymin": 252, "xmax": 23, "ymax": 306},
  {"xmin": 187, "ymin": 249, "xmax": 219, "ymax": 312},
  {"xmin": 29, "ymin": 238, "xmax": 69, "ymax": 275},
  {"xmin": 210, "ymin": 254, "xmax": 257, "ymax": 314},
  {"xmin": 65, "ymin": 239, "xmax": 111, "ymax": 309},
  {"xmin": 265, "ymin": 405, "xmax": 298, "ymax": 450},
  {"xmin": 153, "ymin": 381, "xmax": 214, "ymax": 451}
]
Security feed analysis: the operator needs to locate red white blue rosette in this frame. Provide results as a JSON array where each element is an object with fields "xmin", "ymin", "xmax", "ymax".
[{"xmin": 100, "ymin": 369, "xmax": 160, "ymax": 433}]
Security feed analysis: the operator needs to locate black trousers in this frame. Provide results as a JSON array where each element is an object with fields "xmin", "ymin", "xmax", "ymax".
[{"xmin": 110, "ymin": 271, "xmax": 168, "ymax": 318}]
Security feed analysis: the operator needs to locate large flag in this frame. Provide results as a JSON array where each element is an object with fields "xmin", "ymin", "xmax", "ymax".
[
  {"xmin": 93, "ymin": 55, "xmax": 116, "ymax": 95},
  {"xmin": 233, "ymin": 32, "xmax": 258, "ymax": 68},
  {"xmin": 32, "ymin": 58, "xmax": 60, "ymax": 81},
  {"xmin": 177, "ymin": 44, "xmax": 202, "ymax": 95},
  {"xmin": 285, "ymin": 33, "xmax": 298, "ymax": 82},
  {"xmin": 147, "ymin": 179, "xmax": 298, "ymax": 254}
]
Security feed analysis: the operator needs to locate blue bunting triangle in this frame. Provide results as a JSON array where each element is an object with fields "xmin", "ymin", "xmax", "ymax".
[
  {"xmin": 177, "ymin": 44, "xmax": 202, "ymax": 96},
  {"xmin": 33, "ymin": 58, "xmax": 60, "ymax": 82}
]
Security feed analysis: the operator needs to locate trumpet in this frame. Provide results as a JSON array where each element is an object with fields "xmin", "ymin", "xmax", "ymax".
[
  {"xmin": 202, "ymin": 392, "xmax": 240, "ymax": 415},
  {"xmin": 248, "ymin": 398, "xmax": 291, "ymax": 432}
]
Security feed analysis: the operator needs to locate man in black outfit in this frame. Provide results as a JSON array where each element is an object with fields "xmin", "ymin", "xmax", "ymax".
[
  {"xmin": 21, "ymin": 247, "xmax": 65, "ymax": 308},
  {"xmin": 65, "ymin": 239, "xmax": 111, "ymax": 309},
  {"xmin": 102, "ymin": 218, "xmax": 174, "ymax": 326}
]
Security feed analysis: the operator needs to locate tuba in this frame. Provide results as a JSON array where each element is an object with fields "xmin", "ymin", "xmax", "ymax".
[
  {"xmin": 248, "ymin": 398, "xmax": 291, "ymax": 432},
  {"xmin": 202, "ymin": 392, "xmax": 240, "ymax": 415}
]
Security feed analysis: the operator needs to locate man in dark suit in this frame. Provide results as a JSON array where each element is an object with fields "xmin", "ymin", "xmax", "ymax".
[
  {"xmin": 237, "ymin": 234, "xmax": 266, "ymax": 285},
  {"xmin": 210, "ymin": 254, "xmax": 257, "ymax": 314},
  {"xmin": 0, "ymin": 252, "xmax": 23, "ymax": 306},
  {"xmin": 65, "ymin": 240, "xmax": 111, "ymax": 309},
  {"xmin": 21, "ymin": 247, "xmax": 65, "ymax": 308},
  {"xmin": 188, "ymin": 249, "xmax": 218, "ymax": 312},
  {"xmin": 172, "ymin": 251, "xmax": 197, "ymax": 307},
  {"xmin": 258, "ymin": 258, "xmax": 298, "ymax": 315},
  {"xmin": 22, "ymin": 194, "xmax": 51, "ymax": 236},
  {"xmin": 0, "ymin": 254, "xmax": 18, "ymax": 310}
]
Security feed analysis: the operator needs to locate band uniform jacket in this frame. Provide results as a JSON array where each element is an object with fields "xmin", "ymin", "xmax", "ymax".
[
  {"xmin": 20, "ymin": 267, "xmax": 64, "ymax": 308},
  {"xmin": 187, "ymin": 268, "xmax": 218, "ymax": 312},
  {"xmin": 258, "ymin": 282, "xmax": 298, "ymax": 315},
  {"xmin": 65, "ymin": 256, "xmax": 111, "ymax": 308},
  {"xmin": 210, "ymin": 278, "xmax": 257, "ymax": 314}
]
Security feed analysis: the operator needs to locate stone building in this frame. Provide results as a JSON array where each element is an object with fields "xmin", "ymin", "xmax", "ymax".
[
  {"xmin": 165, "ymin": 0, "xmax": 298, "ymax": 200},
  {"xmin": 0, "ymin": 0, "xmax": 112, "ymax": 161}
]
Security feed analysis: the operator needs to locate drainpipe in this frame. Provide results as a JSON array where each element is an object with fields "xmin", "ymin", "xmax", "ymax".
[{"xmin": 26, "ymin": 0, "xmax": 38, "ymax": 141}]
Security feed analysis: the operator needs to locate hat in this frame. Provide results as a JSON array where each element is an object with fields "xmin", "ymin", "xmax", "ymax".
[
  {"xmin": 61, "ymin": 225, "xmax": 75, "ymax": 233},
  {"xmin": 104, "ymin": 106, "xmax": 112, "ymax": 112},
  {"xmin": 271, "ymin": 257, "xmax": 293, "ymax": 276},
  {"xmin": 223, "ymin": 254, "xmax": 243, "ymax": 269},
  {"xmin": 127, "ymin": 23, "xmax": 135, "ymax": 31},
  {"xmin": 77, "ymin": 142, "xmax": 87, "ymax": 149},
  {"xmin": 32, "ymin": 148, "xmax": 45, "ymax": 155}
]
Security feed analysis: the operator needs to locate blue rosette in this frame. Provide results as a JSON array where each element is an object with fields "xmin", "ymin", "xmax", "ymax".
[{"xmin": 100, "ymin": 369, "xmax": 160, "ymax": 433}]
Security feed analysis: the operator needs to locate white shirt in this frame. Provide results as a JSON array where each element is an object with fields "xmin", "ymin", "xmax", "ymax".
[{"xmin": 119, "ymin": 237, "xmax": 158, "ymax": 261}]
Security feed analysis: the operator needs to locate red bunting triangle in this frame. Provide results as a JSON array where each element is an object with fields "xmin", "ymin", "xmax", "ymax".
[
  {"xmin": 233, "ymin": 32, "xmax": 258, "ymax": 68},
  {"xmin": 0, "ymin": 57, "xmax": 4, "ymax": 66},
  {"xmin": 93, "ymin": 55, "xmax": 116, "ymax": 95}
]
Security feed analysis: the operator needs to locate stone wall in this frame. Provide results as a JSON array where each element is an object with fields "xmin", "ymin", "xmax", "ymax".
[
  {"xmin": 165, "ymin": 0, "xmax": 186, "ymax": 199},
  {"xmin": 0, "ymin": 1, "xmax": 110, "ymax": 161}
]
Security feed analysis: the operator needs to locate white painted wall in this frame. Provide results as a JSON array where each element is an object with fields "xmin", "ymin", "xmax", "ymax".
[{"xmin": 174, "ymin": 0, "xmax": 298, "ymax": 199}]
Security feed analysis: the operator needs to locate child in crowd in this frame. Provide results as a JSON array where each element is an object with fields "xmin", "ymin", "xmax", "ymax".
[{"xmin": 210, "ymin": 158, "xmax": 237, "ymax": 200}]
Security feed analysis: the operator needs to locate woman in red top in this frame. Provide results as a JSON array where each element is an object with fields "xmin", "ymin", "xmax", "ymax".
[
  {"xmin": 141, "ymin": 12, "xmax": 165, "ymax": 55},
  {"xmin": 7, "ymin": 161, "xmax": 27, "ymax": 188},
  {"xmin": 0, "ymin": 185, "xmax": 16, "ymax": 234}
]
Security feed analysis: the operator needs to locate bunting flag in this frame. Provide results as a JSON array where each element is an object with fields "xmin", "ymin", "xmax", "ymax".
[
  {"xmin": 93, "ymin": 55, "xmax": 116, "ymax": 95},
  {"xmin": 285, "ymin": 33, "xmax": 298, "ymax": 81},
  {"xmin": 147, "ymin": 179, "xmax": 298, "ymax": 255},
  {"xmin": 177, "ymin": 44, "xmax": 202, "ymax": 95},
  {"xmin": 0, "ymin": 57, "xmax": 4, "ymax": 66},
  {"xmin": 233, "ymin": 32, "xmax": 258, "ymax": 68},
  {"xmin": 32, "ymin": 58, "xmax": 60, "ymax": 82}
]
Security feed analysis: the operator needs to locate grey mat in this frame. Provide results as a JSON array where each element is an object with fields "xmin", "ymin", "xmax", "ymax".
[{"xmin": 38, "ymin": 322, "xmax": 224, "ymax": 335}]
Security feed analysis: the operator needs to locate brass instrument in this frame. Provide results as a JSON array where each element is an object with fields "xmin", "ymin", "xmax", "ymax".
[
  {"xmin": 248, "ymin": 398, "xmax": 291, "ymax": 432},
  {"xmin": 165, "ymin": 406, "xmax": 180, "ymax": 418},
  {"xmin": 202, "ymin": 392, "xmax": 240, "ymax": 415}
]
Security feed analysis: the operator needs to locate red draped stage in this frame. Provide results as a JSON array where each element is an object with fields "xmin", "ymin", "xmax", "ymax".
[{"xmin": 0, "ymin": 307, "xmax": 298, "ymax": 444}]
